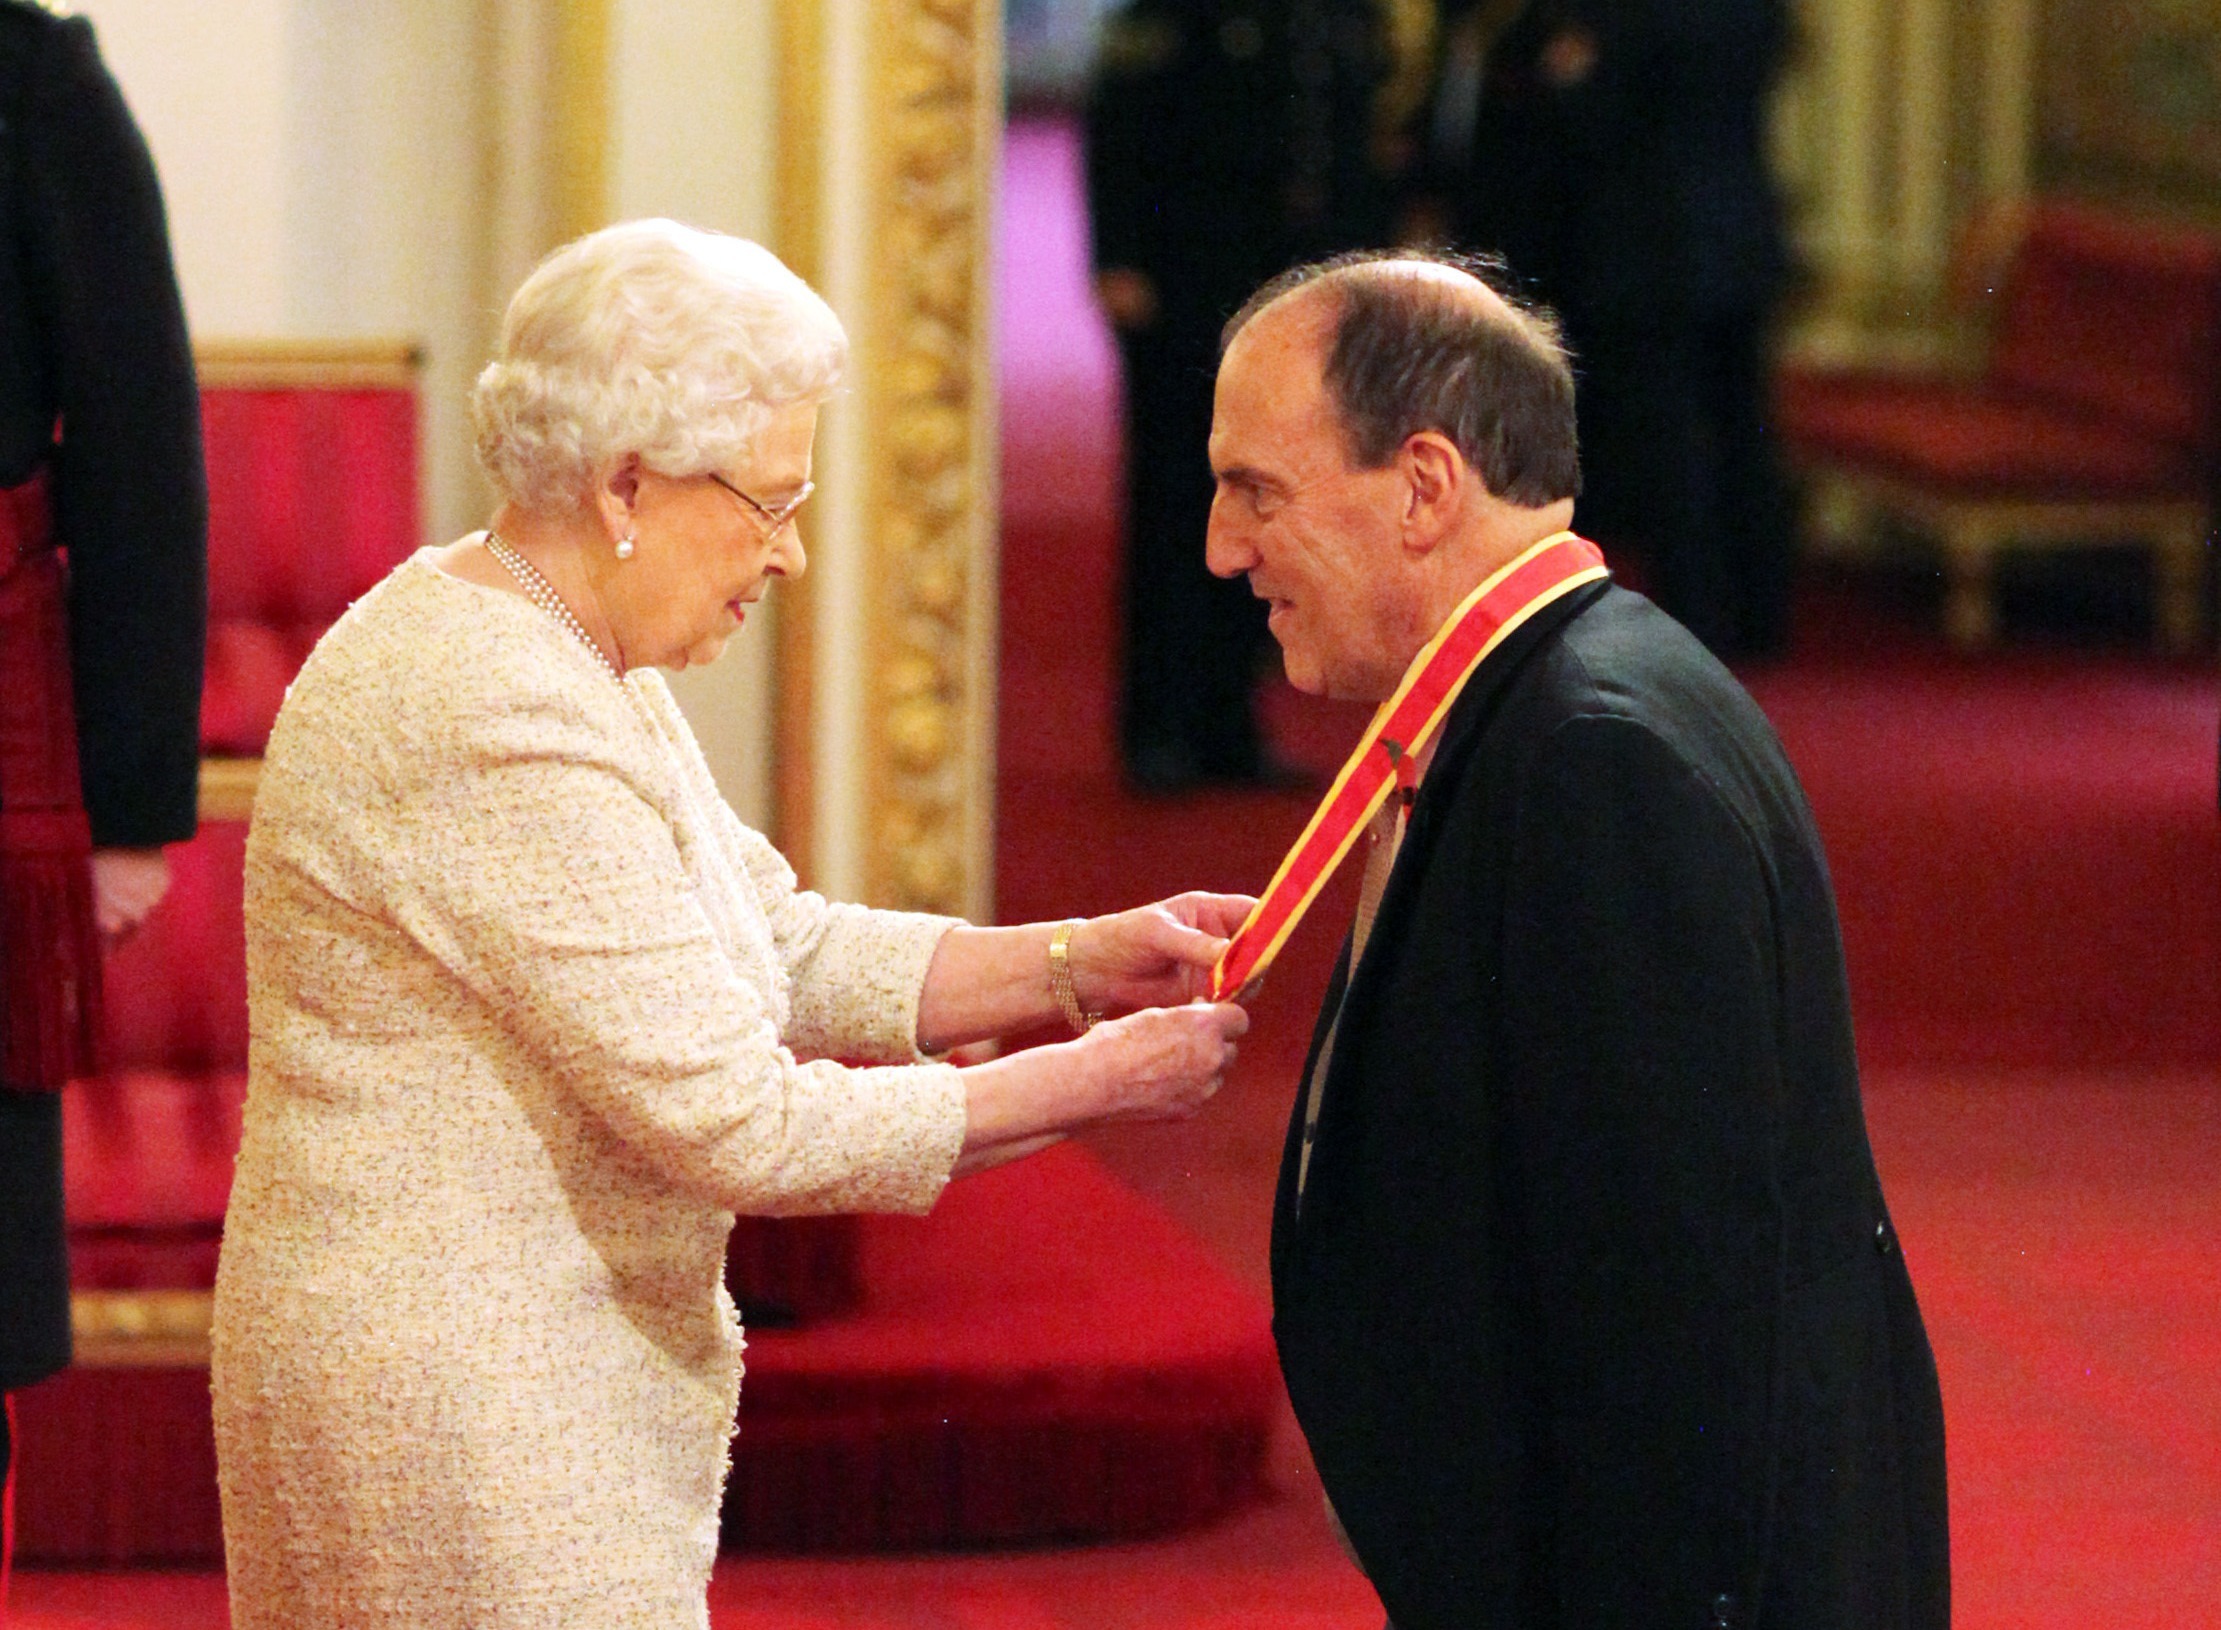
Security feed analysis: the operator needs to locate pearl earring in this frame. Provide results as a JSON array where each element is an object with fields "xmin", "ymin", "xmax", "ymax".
[{"xmin": 615, "ymin": 534, "xmax": 636, "ymax": 560}]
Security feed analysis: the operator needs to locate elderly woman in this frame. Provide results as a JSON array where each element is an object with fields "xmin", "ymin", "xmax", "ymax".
[{"xmin": 210, "ymin": 220, "xmax": 1250, "ymax": 1629}]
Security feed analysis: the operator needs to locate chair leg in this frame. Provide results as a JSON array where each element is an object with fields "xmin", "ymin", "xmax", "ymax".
[
  {"xmin": 2153, "ymin": 531, "xmax": 2206, "ymax": 654},
  {"xmin": 1942, "ymin": 528, "xmax": 1998, "ymax": 650},
  {"xmin": 1803, "ymin": 470, "xmax": 1872, "ymax": 560}
]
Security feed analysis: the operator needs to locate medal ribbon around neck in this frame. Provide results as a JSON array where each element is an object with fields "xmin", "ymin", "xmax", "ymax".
[{"xmin": 1209, "ymin": 531, "xmax": 1608, "ymax": 1002}]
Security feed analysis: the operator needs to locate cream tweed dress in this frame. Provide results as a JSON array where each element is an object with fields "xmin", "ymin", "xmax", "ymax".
[{"xmin": 212, "ymin": 551, "xmax": 968, "ymax": 1628}]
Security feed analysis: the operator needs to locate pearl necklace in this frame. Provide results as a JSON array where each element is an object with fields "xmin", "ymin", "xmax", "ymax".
[{"xmin": 484, "ymin": 531, "xmax": 623, "ymax": 681}]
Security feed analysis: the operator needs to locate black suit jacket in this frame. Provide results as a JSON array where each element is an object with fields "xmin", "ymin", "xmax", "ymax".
[
  {"xmin": 0, "ymin": 0, "xmax": 205, "ymax": 850},
  {"xmin": 1271, "ymin": 584, "xmax": 1948, "ymax": 1629},
  {"xmin": 0, "ymin": 0, "xmax": 206, "ymax": 1391},
  {"xmin": 1085, "ymin": 0, "xmax": 1397, "ymax": 345},
  {"xmin": 1442, "ymin": 0, "xmax": 1789, "ymax": 324}
]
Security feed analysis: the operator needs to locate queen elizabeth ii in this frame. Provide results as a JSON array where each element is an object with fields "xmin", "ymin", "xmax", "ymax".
[{"xmin": 210, "ymin": 219, "xmax": 1250, "ymax": 1629}]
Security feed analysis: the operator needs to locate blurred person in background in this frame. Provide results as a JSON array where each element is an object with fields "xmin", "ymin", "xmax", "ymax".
[
  {"xmin": 1425, "ymin": 0, "xmax": 1796, "ymax": 659},
  {"xmin": 0, "ymin": 0, "xmax": 208, "ymax": 1488},
  {"xmin": 1085, "ymin": 0, "xmax": 1433, "ymax": 790}
]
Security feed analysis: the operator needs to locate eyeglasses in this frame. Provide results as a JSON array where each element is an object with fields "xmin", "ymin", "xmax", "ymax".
[{"xmin": 708, "ymin": 472, "xmax": 814, "ymax": 534}]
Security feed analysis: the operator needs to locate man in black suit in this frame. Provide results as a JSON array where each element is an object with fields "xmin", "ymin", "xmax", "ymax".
[
  {"xmin": 0, "ymin": 0, "xmax": 207, "ymax": 1480},
  {"xmin": 1085, "ymin": 0, "xmax": 1407, "ymax": 789},
  {"xmin": 1432, "ymin": 0, "xmax": 1795, "ymax": 658},
  {"xmin": 1205, "ymin": 251, "xmax": 1946, "ymax": 1627}
]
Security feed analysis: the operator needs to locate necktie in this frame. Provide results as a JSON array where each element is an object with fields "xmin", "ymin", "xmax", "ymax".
[{"xmin": 1295, "ymin": 799, "xmax": 1403, "ymax": 1205}]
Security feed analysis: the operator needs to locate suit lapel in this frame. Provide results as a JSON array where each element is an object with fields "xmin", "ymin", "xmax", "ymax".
[
  {"xmin": 1273, "ymin": 579, "xmax": 1612, "ymax": 1266},
  {"xmin": 1271, "ymin": 935, "xmax": 1350, "ymax": 1293},
  {"xmin": 1338, "ymin": 579, "xmax": 1608, "ymax": 1029}
]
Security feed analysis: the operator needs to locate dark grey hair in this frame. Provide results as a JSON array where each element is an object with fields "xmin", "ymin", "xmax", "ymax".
[{"xmin": 1221, "ymin": 249, "xmax": 1582, "ymax": 507}]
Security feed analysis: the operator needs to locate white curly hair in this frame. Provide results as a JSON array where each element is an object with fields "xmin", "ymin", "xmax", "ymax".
[{"xmin": 473, "ymin": 219, "xmax": 847, "ymax": 512}]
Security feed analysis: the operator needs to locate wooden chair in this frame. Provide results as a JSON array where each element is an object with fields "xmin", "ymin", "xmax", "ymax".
[{"xmin": 1779, "ymin": 203, "xmax": 2220, "ymax": 651}]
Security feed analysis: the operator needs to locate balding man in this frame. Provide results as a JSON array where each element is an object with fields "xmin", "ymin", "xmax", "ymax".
[{"xmin": 1208, "ymin": 251, "xmax": 1947, "ymax": 1629}]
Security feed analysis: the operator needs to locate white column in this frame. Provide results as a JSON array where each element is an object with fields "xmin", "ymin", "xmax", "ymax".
[
  {"xmin": 805, "ymin": 0, "xmax": 879, "ymax": 905},
  {"xmin": 609, "ymin": 0, "xmax": 776, "ymax": 235},
  {"xmin": 607, "ymin": 0, "xmax": 784, "ymax": 833},
  {"xmin": 960, "ymin": 17, "xmax": 1005, "ymax": 928},
  {"xmin": 484, "ymin": 1, "xmax": 558, "ymax": 308},
  {"xmin": 74, "ymin": 0, "xmax": 295, "ymax": 336}
]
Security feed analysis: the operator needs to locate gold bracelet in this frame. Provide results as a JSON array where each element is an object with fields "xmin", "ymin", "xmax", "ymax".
[{"xmin": 1048, "ymin": 919, "xmax": 1101, "ymax": 1034}]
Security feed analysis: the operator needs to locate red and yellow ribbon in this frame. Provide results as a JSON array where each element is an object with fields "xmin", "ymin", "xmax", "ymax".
[{"xmin": 1209, "ymin": 531, "xmax": 1608, "ymax": 1002}]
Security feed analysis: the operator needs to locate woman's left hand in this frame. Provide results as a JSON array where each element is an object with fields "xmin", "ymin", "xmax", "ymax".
[{"xmin": 1070, "ymin": 892, "xmax": 1258, "ymax": 1012}]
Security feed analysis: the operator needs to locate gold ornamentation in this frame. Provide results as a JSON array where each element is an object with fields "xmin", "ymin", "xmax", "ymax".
[
  {"xmin": 769, "ymin": 0, "xmax": 995, "ymax": 914},
  {"xmin": 71, "ymin": 1290, "xmax": 213, "ymax": 1369},
  {"xmin": 195, "ymin": 338, "xmax": 423, "ymax": 391},
  {"xmin": 866, "ymin": 0, "xmax": 995, "ymax": 916},
  {"xmin": 1047, "ymin": 919, "xmax": 1100, "ymax": 1034},
  {"xmin": 198, "ymin": 757, "xmax": 263, "ymax": 823}
]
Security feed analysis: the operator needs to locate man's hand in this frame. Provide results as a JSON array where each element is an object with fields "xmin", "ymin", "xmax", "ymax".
[
  {"xmin": 1540, "ymin": 26, "xmax": 1599, "ymax": 87},
  {"xmin": 1069, "ymin": 891, "xmax": 1258, "ymax": 1012},
  {"xmin": 1093, "ymin": 268, "xmax": 1159, "ymax": 332},
  {"xmin": 90, "ymin": 846, "xmax": 170, "ymax": 942}
]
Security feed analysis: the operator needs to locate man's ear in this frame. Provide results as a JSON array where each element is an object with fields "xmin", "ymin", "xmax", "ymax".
[{"xmin": 1399, "ymin": 431, "xmax": 1465, "ymax": 554}]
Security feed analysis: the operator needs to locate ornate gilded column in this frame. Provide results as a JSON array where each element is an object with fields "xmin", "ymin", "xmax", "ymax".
[{"xmin": 775, "ymin": 0, "xmax": 1002, "ymax": 919}]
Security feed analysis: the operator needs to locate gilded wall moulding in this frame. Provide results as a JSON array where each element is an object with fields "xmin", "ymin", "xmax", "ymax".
[
  {"xmin": 770, "ymin": 0, "xmax": 999, "ymax": 916},
  {"xmin": 865, "ymin": 0, "xmax": 998, "ymax": 917}
]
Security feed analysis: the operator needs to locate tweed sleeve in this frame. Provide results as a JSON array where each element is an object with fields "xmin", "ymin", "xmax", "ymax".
[
  {"xmin": 376, "ymin": 679, "xmax": 965, "ymax": 1217},
  {"xmin": 716, "ymin": 809, "xmax": 961, "ymax": 1065}
]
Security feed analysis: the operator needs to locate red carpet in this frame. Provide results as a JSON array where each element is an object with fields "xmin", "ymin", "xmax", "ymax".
[
  {"xmin": 13, "ymin": 1142, "xmax": 1278, "ymax": 1565},
  {"xmin": 721, "ymin": 1145, "xmax": 1277, "ymax": 1552},
  {"xmin": 1865, "ymin": 1070, "xmax": 2221, "ymax": 1627},
  {"xmin": 13, "ymin": 112, "xmax": 2220, "ymax": 1629},
  {"xmin": 1746, "ymin": 615, "xmax": 2220, "ymax": 1071}
]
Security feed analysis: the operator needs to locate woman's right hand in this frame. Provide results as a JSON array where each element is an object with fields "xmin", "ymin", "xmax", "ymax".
[
  {"xmin": 1078, "ymin": 1000, "xmax": 1250, "ymax": 1123},
  {"xmin": 954, "ymin": 1000, "xmax": 1249, "ymax": 1174}
]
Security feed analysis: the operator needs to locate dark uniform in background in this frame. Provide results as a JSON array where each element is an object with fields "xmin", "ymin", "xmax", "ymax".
[
  {"xmin": 1433, "ymin": 0, "xmax": 1795, "ymax": 658},
  {"xmin": 0, "ymin": 0, "xmax": 207, "ymax": 1474},
  {"xmin": 1085, "ymin": 0, "xmax": 1421, "ymax": 788}
]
